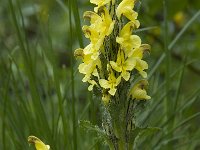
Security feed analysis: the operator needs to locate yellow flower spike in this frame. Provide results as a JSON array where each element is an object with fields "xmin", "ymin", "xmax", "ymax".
[
  {"xmin": 116, "ymin": 21, "xmax": 141, "ymax": 55},
  {"xmin": 28, "ymin": 136, "xmax": 50, "ymax": 150},
  {"xmin": 99, "ymin": 66, "xmax": 121, "ymax": 95},
  {"xmin": 110, "ymin": 50, "xmax": 136, "ymax": 81},
  {"xmin": 129, "ymin": 80, "xmax": 151, "ymax": 100},
  {"xmin": 90, "ymin": 0, "xmax": 112, "ymax": 12},
  {"xmin": 99, "ymin": 6, "xmax": 115, "ymax": 36},
  {"xmin": 116, "ymin": 0, "xmax": 138, "ymax": 21}
]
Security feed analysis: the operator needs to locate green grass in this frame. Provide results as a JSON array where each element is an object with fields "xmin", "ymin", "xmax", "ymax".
[{"xmin": 0, "ymin": 0, "xmax": 200, "ymax": 149}]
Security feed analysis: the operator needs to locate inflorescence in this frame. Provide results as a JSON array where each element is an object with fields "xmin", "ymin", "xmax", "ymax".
[{"xmin": 75, "ymin": 0, "xmax": 151, "ymax": 104}]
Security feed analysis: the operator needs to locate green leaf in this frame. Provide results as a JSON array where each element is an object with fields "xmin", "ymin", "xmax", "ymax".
[
  {"xmin": 79, "ymin": 120, "xmax": 116, "ymax": 149},
  {"xmin": 129, "ymin": 127, "xmax": 144, "ymax": 148},
  {"xmin": 79, "ymin": 120, "xmax": 107, "ymax": 139}
]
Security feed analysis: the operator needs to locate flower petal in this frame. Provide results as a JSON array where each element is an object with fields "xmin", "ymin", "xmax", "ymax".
[
  {"xmin": 116, "ymin": 76, "xmax": 121, "ymax": 85},
  {"xmin": 78, "ymin": 63, "xmax": 87, "ymax": 74},
  {"xmin": 123, "ymin": 8, "xmax": 138, "ymax": 22},
  {"xmin": 28, "ymin": 136, "xmax": 50, "ymax": 150},
  {"xmin": 82, "ymin": 75, "xmax": 90, "ymax": 82},
  {"xmin": 83, "ymin": 11, "xmax": 102, "ymax": 26},
  {"xmin": 88, "ymin": 80, "xmax": 97, "ymax": 91},
  {"xmin": 99, "ymin": 79, "xmax": 110, "ymax": 89},
  {"xmin": 129, "ymin": 80, "xmax": 151, "ymax": 100},
  {"xmin": 109, "ymin": 88, "xmax": 117, "ymax": 96},
  {"xmin": 90, "ymin": 0, "xmax": 112, "ymax": 12},
  {"xmin": 121, "ymin": 71, "xmax": 130, "ymax": 81},
  {"xmin": 110, "ymin": 61, "xmax": 121, "ymax": 72},
  {"xmin": 139, "ymin": 71, "xmax": 147, "ymax": 78},
  {"xmin": 132, "ymin": 88, "xmax": 151, "ymax": 100},
  {"xmin": 116, "ymin": 37, "xmax": 124, "ymax": 45},
  {"xmin": 130, "ymin": 35, "xmax": 141, "ymax": 49},
  {"xmin": 116, "ymin": 0, "xmax": 136, "ymax": 19},
  {"xmin": 124, "ymin": 57, "xmax": 136, "ymax": 71},
  {"xmin": 100, "ymin": 7, "xmax": 115, "ymax": 36},
  {"xmin": 137, "ymin": 58, "xmax": 148, "ymax": 69}
]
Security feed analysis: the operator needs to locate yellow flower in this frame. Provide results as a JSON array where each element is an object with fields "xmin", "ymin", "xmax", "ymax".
[
  {"xmin": 129, "ymin": 45, "xmax": 150, "ymax": 78},
  {"xmin": 79, "ymin": 57, "xmax": 101, "ymax": 82},
  {"xmin": 83, "ymin": 44, "xmax": 101, "ymax": 60},
  {"xmin": 82, "ymin": 25, "xmax": 100, "ymax": 45},
  {"xmin": 116, "ymin": 0, "xmax": 138, "ymax": 21},
  {"xmin": 128, "ymin": 44, "xmax": 151, "ymax": 58},
  {"xmin": 135, "ymin": 58, "xmax": 148, "ymax": 78},
  {"xmin": 82, "ymin": 8, "xmax": 115, "ymax": 59},
  {"xmin": 83, "ymin": 9, "xmax": 114, "ymax": 36},
  {"xmin": 116, "ymin": 21, "xmax": 141, "ymax": 56},
  {"xmin": 129, "ymin": 80, "xmax": 151, "ymax": 100},
  {"xmin": 74, "ymin": 48, "xmax": 92, "ymax": 63},
  {"xmin": 99, "ymin": 66, "xmax": 121, "ymax": 95},
  {"xmin": 83, "ymin": 11, "xmax": 103, "ymax": 33},
  {"xmin": 82, "ymin": 26, "xmax": 104, "ymax": 59},
  {"xmin": 75, "ymin": 48, "xmax": 101, "ymax": 82},
  {"xmin": 28, "ymin": 136, "xmax": 50, "ymax": 150},
  {"xmin": 99, "ymin": 7, "xmax": 115, "ymax": 36},
  {"xmin": 90, "ymin": 0, "xmax": 112, "ymax": 12},
  {"xmin": 110, "ymin": 50, "xmax": 136, "ymax": 81}
]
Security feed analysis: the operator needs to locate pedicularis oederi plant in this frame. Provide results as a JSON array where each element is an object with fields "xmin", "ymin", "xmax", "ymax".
[{"xmin": 75, "ymin": 0, "xmax": 154, "ymax": 149}]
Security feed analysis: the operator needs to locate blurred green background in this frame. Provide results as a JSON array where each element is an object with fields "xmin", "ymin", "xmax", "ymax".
[{"xmin": 0, "ymin": 0, "xmax": 200, "ymax": 149}]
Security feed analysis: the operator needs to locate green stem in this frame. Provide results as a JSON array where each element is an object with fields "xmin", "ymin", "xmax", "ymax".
[
  {"xmin": 68, "ymin": 0, "xmax": 77, "ymax": 149},
  {"xmin": 118, "ymin": 140, "xmax": 126, "ymax": 150},
  {"xmin": 163, "ymin": 0, "xmax": 173, "ymax": 149},
  {"xmin": 163, "ymin": 0, "xmax": 170, "ymax": 127}
]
